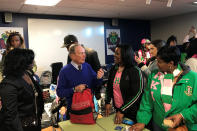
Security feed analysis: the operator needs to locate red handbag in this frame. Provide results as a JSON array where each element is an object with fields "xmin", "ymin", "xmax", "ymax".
[{"xmin": 70, "ymin": 88, "xmax": 95, "ymax": 124}]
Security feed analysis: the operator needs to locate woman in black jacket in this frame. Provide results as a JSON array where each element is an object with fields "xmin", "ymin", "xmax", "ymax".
[
  {"xmin": 0, "ymin": 48, "xmax": 44, "ymax": 131},
  {"xmin": 105, "ymin": 44, "xmax": 145, "ymax": 124}
]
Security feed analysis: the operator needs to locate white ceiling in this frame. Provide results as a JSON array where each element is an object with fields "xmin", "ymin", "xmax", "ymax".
[{"xmin": 0, "ymin": 0, "xmax": 197, "ymax": 20}]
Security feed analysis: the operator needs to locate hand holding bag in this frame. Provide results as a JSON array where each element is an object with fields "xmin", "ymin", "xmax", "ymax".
[{"xmin": 70, "ymin": 88, "xmax": 95, "ymax": 124}]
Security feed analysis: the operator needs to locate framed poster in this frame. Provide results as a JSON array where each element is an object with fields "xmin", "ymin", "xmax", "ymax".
[{"xmin": 106, "ymin": 29, "xmax": 120, "ymax": 55}]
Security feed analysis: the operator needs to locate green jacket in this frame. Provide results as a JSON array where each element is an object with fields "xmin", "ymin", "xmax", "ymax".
[{"xmin": 137, "ymin": 64, "xmax": 197, "ymax": 130}]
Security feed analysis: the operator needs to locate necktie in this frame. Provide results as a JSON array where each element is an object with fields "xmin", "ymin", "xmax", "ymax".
[{"xmin": 78, "ymin": 65, "xmax": 81, "ymax": 71}]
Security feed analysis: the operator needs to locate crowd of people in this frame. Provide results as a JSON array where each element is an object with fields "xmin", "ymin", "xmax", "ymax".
[{"xmin": 0, "ymin": 25, "xmax": 197, "ymax": 131}]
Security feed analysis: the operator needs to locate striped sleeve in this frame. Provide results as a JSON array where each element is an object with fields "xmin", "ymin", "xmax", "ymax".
[{"xmin": 121, "ymin": 66, "xmax": 144, "ymax": 112}]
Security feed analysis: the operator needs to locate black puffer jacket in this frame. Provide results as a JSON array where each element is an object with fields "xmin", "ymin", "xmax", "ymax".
[{"xmin": 0, "ymin": 70, "xmax": 44, "ymax": 131}]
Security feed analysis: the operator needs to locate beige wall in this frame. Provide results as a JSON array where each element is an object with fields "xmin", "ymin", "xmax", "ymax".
[{"xmin": 151, "ymin": 11, "xmax": 197, "ymax": 45}]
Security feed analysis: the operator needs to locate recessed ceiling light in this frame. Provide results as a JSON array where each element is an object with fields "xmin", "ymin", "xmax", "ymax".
[
  {"xmin": 25, "ymin": 0, "xmax": 61, "ymax": 6},
  {"xmin": 146, "ymin": 0, "xmax": 151, "ymax": 5},
  {"xmin": 193, "ymin": 1, "xmax": 197, "ymax": 4},
  {"xmin": 167, "ymin": 0, "xmax": 173, "ymax": 7}
]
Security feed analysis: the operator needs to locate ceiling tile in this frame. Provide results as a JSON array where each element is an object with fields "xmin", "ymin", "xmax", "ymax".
[{"xmin": 0, "ymin": 0, "xmax": 197, "ymax": 20}]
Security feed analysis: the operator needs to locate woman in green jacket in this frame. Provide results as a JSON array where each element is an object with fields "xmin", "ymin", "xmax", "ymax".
[{"xmin": 130, "ymin": 46, "xmax": 197, "ymax": 131}]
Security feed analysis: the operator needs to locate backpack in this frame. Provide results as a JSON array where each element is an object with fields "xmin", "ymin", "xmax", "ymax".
[
  {"xmin": 40, "ymin": 71, "xmax": 52, "ymax": 87},
  {"xmin": 70, "ymin": 88, "xmax": 95, "ymax": 124}
]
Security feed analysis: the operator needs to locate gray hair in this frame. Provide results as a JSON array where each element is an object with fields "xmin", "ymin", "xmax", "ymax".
[{"xmin": 69, "ymin": 44, "xmax": 84, "ymax": 55}]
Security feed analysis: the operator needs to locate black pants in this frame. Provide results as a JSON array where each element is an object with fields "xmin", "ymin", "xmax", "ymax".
[{"xmin": 66, "ymin": 109, "xmax": 70, "ymax": 120}]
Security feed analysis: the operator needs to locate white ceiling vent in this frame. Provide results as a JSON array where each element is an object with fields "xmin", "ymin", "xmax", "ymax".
[
  {"xmin": 150, "ymin": 0, "xmax": 173, "ymax": 7},
  {"xmin": 152, "ymin": 0, "xmax": 167, "ymax": 2}
]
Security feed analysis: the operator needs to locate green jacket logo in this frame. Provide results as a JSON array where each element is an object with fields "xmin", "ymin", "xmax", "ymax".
[{"xmin": 184, "ymin": 86, "xmax": 193, "ymax": 96}]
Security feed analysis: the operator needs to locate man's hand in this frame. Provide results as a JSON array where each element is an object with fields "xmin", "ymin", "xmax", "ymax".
[
  {"xmin": 74, "ymin": 84, "xmax": 86, "ymax": 92},
  {"xmin": 105, "ymin": 104, "xmax": 111, "ymax": 117},
  {"xmin": 114, "ymin": 111, "xmax": 124, "ymax": 124},
  {"xmin": 97, "ymin": 68, "xmax": 104, "ymax": 79},
  {"xmin": 60, "ymin": 106, "xmax": 67, "ymax": 115},
  {"xmin": 129, "ymin": 123, "xmax": 145, "ymax": 131},
  {"xmin": 165, "ymin": 114, "xmax": 183, "ymax": 128}
]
